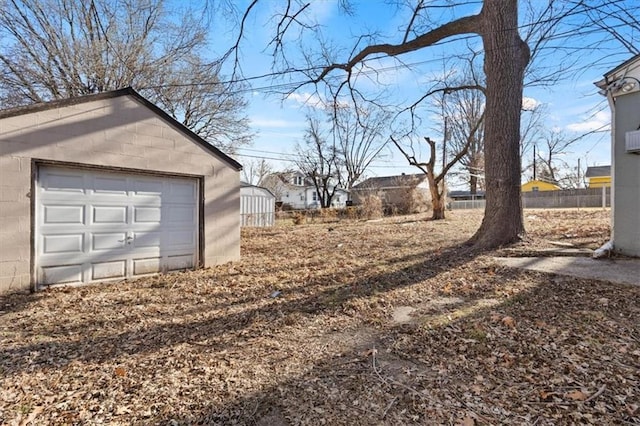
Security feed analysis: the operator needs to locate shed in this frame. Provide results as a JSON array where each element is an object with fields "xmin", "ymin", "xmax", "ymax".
[
  {"xmin": 595, "ymin": 54, "xmax": 640, "ymax": 256},
  {"xmin": 521, "ymin": 179, "xmax": 560, "ymax": 192},
  {"xmin": 584, "ymin": 165, "xmax": 612, "ymax": 188},
  {"xmin": 0, "ymin": 88, "xmax": 242, "ymax": 293},
  {"xmin": 240, "ymin": 182, "xmax": 275, "ymax": 227}
]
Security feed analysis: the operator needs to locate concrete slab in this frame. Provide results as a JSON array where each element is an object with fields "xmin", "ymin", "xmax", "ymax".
[
  {"xmin": 392, "ymin": 306, "xmax": 417, "ymax": 324},
  {"xmin": 494, "ymin": 257, "xmax": 640, "ymax": 286}
]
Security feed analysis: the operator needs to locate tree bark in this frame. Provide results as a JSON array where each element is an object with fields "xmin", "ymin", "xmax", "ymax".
[
  {"xmin": 470, "ymin": 0, "xmax": 529, "ymax": 248},
  {"xmin": 429, "ymin": 180, "xmax": 446, "ymax": 220}
]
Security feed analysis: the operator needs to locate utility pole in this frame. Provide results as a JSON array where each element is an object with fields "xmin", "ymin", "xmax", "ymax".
[
  {"xmin": 533, "ymin": 145, "xmax": 537, "ymax": 181},
  {"xmin": 577, "ymin": 158, "xmax": 581, "ymax": 188},
  {"xmin": 442, "ymin": 117, "xmax": 448, "ymax": 171}
]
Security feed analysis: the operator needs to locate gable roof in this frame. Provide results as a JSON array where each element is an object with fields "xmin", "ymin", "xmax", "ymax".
[
  {"xmin": 595, "ymin": 54, "xmax": 640, "ymax": 94},
  {"xmin": 602, "ymin": 54, "xmax": 640, "ymax": 78},
  {"xmin": 353, "ymin": 173, "xmax": 427, "ymax": 190},
  {"xmin": 0, "ymin": 87, "xmax": 242, "ymax": 171},
  {"xmin": 264, "ymin": 171, "xmax": 315, "ymax": 187},
  {"xmin": 585, "ymin": 165, "xmax": 611, "ymax": 178}
]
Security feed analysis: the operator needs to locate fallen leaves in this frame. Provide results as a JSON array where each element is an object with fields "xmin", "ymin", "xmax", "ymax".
[
  {"xmin": 0, "ymin": 209, "xmax": 637, "ymax": 425},
  {"xmin": 565, "ymin": 390, "xmax": 588, "ymax": 401}
]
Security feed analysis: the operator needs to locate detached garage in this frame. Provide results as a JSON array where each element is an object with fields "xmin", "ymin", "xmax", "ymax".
[{"xmin": 0, "ymin": 88, "xmax": 242, "ymax": 293}]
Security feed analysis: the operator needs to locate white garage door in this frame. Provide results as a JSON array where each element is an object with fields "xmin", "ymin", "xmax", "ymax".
[{"xmin": 36, "ymin": 166, "xmax": 199, "ymax": 286}]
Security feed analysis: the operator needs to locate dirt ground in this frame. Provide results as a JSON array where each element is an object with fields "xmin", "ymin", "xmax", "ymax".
[{"xmin": 1, "ymin": 208, "xmax": 639, "ymax": 425}]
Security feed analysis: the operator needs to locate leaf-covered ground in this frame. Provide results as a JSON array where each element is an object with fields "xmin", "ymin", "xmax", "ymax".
[{"xmin": 1, "ymin": 209, "xmax": 638, "ymax": 425}]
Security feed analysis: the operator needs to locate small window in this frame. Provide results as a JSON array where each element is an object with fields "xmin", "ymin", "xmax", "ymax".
[
  {"xmin": 532, "ymin": 187, "xmax": 539, "ymax": 192},
  {"xmin": 312, "ymin": 192, "xmax": 318, "ymax": 201},
  {"xmin": 294, "ymin": 176, "xmax": 303, "ymax": 186}
]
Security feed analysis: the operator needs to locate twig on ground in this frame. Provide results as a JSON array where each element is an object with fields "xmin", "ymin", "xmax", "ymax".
[
  {"xmin": 584, "ymin": 385, "xmax": 607, "ymax": 403},
  {"xmin": 381, "ymin": 396, "xmax": 398, "ymax": 419}
]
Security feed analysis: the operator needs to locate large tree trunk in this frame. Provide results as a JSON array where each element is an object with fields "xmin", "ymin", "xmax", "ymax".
[
  {"xmin": 428, "ymin": 178, "xmax": 446, "ymax": 220},
  {"xmin": 470, "ymin": 0, "xmax": 529, "ymax": 248}
]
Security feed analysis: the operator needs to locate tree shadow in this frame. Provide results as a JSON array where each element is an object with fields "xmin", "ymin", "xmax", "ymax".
[
  {"xmin": 0, "ymin": 244, "xmax": 479, "ymax": 377},
  {"xmin": 170, "ymin": 274, "xmax": 640, "ymax": 425}
]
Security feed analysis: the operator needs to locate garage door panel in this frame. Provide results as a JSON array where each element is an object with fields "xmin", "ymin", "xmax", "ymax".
[
  {"xmin": 134, "ymin": 206, "xmax": 161, "ymax": 223},
  {"xmin": 41, "ymin": 264, "xmax": 83, "ymax": 285},
  {"xmin": 42, "ymin": 234, "xmax": 84, "ymax": 254},
  {"xmin": 168, "ymin": 230, "xmax": 196, "ymax": 247},
  {"xmin": 93, "ymin": 206, "xmax": 127, "ymax": 224},
  {"xmin": 93, "ymin": 176, "xmax": 128, "ymax": 194},
  {"xmin": 170, "ymin": 181, "xmax": 197, "ymax": 198},
  {"xmin": 91, "ymin": 260, "xmax": 126, "ymax": 280},
  {"xmin": 42, "ymin": 172, "xmax": 85, "ymax": 193},
  {"xmin": 92, "ymin": 232, "xmax": 127, "ymax": 251},
  {"xmin": 37, "ymin": 166, "xmax": 199, "ymax": 286},
  {"xmin": 133, "ymin": 231, "xmax": 161, "ymax": 248},
  {"xmin": 166, "ymin": 254, "xmax": 194, "ymax": 271},
  {"xmin": 43, "ymin": 205, "xmax": 85, "ymax": 224},
  {"xmin": 134, "ymin": 180, "xmax": 163, "ymax": 195},
  {"xmin": 168, "ymin": 205, "xmax": 195, "ymax": 223},
  {"xmin": 133, "ymin": 257, "xmax": 161, "ymax": 275}
]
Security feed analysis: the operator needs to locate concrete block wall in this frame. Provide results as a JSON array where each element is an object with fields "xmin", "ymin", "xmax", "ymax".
[{"xmin": 0, "ymin": 95, "xmax": 240, "ymax": 293}]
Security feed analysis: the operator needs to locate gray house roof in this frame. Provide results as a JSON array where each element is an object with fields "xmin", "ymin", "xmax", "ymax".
[
  {"xmin": 353, "ymin": 173, "xmax": 427, "ymax": 190},
  {"xmin": 585, "ymin": 165, "xmax": 611, "ymax": 178},
  {"xmin": 0, "ymin": 87, "xmax": 243, "ymax": 171}
]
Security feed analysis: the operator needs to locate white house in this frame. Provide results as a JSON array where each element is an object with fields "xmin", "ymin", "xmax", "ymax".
[
  {"xmin": 262, "ymin": 171, "xmax": 348, "ymax": 209},
  {"xmin": 595, "ymin": 53, "xmax": 640, "ymax": 257}
]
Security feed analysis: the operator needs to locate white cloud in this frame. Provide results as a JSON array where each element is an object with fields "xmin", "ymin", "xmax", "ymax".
[
  {"xmin": 249, "ymin": 117, "xmax": 305, "ymax": 129},
  {"xmin": 522, "ymin": 97, "xmax": 540, "ymax": 111},
  {"xmin": 285, "ymin": 92, "xmax": 327, "ymax": 108},
  {"xmin": 566, "ymin": 110, "xmax": 610, "ymax": 133},
  {"xmin": 303, "ymin": 0, "xmax": 336, "ymax": 25}
]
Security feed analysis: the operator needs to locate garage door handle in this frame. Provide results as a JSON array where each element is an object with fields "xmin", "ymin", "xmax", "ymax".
[{"xmin": 118, "ymin": 236, "xmax": 134, "ymax": 242}]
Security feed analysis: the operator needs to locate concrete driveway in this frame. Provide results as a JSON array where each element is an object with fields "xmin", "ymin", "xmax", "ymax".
[{"xmin": 495, "ymin": 256, "xmax": 640, "ymax": 286}]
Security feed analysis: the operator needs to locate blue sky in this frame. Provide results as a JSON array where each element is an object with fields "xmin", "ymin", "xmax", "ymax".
[{"xmin": 207, "ymin": 1, "xmax": 632, "ymax": 188}]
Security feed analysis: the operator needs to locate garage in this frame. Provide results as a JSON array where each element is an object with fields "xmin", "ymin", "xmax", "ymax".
[
  {"xmin": 0, "ymin": 87, "xmax": 242, "ymax": 293},
  {"xmin": 37, "ymin": 166, "xmax": 199, "ymax": 285}
]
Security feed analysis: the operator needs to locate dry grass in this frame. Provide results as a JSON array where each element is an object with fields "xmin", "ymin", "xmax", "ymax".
[{"xmin": 1, "ymin": 208, "xmax": 638, "ymax": 425}]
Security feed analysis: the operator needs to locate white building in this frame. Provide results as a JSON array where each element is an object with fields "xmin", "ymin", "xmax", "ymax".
[{"xmin": 263, "ymin": 171, "xmax": 348, "ymax": 209}]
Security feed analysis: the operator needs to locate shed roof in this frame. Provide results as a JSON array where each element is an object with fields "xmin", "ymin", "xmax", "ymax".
[
  {"xmin": 240, "ymin": 181, "xmax": 276, "ymax": 198},
  {"xmin": 0, "ymin": 87, "xmax": 243, "ymax": 171},
  {"xmin": 585, "ymin": 165, "xmax": 611, "ymax": 178},
  {"xmin": 353, "ymin": 173, "xmax": 426, "ymax": 189}
]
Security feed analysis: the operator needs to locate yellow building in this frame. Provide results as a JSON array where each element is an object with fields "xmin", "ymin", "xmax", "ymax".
[
  {"xmin": 585, "ymin": 165, "xmax": 611, "ymax": 188},
  {"xmin": 521, "ymin": 179, "xmax": 561, "ymax": 192}
]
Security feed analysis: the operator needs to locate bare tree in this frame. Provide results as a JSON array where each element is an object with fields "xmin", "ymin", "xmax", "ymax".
[
  {"xmin": 228, "ymin": 0, "xmax": 530, "ymax": 248},
  {"xmin": 241, "ymin": 159, "xmax": 273, "ymax": 186},
  {"xmin": 391, "ymin": 108, "xmax": 483, "ymax": 220},
  {"xmin": 530, "ymin": 128, "xmax": 582, "ymax": 188},
  {"xmin": 331, "ymin": 105, "xmax": 390, "ymax": 192},
  {"xmin": 226, "ymin": 0, "xmax": 639, "ymax": 248},
  {"xmin": 0, "ymin": 0, "xmax": 251, "ymax": 152},
  {"xmin": 434, "ymin": 76, "xmax": 486, "ymax": 195},
  {"xmin": 584, "ymin": 1, "xmax": 640, "ymax": 56},
  {"xmin": 296, "ymin": 117, "xmax": 342, "ymax": 208}
]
